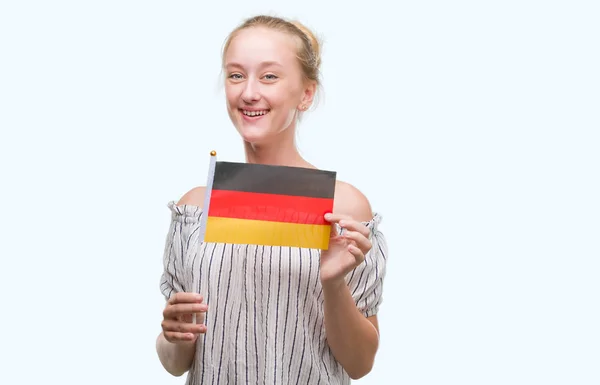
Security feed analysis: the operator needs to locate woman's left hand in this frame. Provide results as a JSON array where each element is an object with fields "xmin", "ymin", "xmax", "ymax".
[{"xmin": 320, "ymin": 213, "xmax": 373, "ymax": 285}]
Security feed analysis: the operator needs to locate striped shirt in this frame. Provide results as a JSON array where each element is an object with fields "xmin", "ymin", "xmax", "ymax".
[{"xmin": 160, "ymin": 201, "xmax": 388, "ymax": 385}]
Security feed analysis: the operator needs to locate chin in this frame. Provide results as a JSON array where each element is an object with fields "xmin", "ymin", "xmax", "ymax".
[
  {"xmin": 238, "ymin": 128, "xmax": 275, "ymax": 145},
  {"xmin": 236, "ymin": 120, "xmax": 278, "ymax": 144}
]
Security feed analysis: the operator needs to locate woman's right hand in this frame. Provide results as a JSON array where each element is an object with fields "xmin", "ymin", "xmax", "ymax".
[{"xmin": 161, "ymin": 292, "xmax": 207, "ymax": 344}]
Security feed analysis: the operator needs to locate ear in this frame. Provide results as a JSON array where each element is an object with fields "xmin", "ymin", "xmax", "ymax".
[{"xmin": 298, "ymin": 80, "xmax": 317, "ymax": 110}]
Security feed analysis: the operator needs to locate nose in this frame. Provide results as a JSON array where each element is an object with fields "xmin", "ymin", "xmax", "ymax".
[{"xmin": 241, "ymin": 78, "xmax": 260, "ymax": 104}]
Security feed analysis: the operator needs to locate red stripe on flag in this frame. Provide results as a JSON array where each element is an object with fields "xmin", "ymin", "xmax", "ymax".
[{"xmin": 208, "ymin": 189, "xmax": 333, "ymax": 225}]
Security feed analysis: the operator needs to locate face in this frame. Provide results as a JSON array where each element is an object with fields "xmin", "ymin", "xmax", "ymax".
[{"xmin": 223, "ymin": 27, "xmax": 315, "ymax": 144}]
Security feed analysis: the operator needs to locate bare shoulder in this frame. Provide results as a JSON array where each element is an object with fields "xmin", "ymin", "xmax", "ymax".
[
  {"xmin": 333, "ymin": 180, "xmax": 374, "ymax": 222},
  {"xmin": 176, "ymin": 186, "xmax": 206, "ymax": 208}
]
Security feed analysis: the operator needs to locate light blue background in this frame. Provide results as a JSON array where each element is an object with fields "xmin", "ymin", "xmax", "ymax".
[{"xmin": 1, "ymin": 1, "xmax": 598, "ymax": 384}]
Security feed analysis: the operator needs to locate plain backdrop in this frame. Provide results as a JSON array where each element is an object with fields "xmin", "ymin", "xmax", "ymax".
[{"xmin": 1, "ymin": 1, "xmax": 599, "ymax": 384}]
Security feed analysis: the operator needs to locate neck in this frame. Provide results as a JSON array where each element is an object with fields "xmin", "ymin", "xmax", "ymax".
[{"xmin": 243, "ymin": 124, "xmax": 313, "ymax": 169}]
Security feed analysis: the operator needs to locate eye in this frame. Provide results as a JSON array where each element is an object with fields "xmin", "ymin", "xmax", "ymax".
[
  {"xmin": 228, "ymin": 73, "xmax": 244, "ymax": 80},
  {"xmin": 263, "ymin": 74, "xmax": 278, "ymax": 81}
]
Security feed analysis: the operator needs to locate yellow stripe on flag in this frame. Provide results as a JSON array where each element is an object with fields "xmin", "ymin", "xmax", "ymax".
[{"xmin": 204, "ymin": 216, "xmax": 331, "ymax": 249}]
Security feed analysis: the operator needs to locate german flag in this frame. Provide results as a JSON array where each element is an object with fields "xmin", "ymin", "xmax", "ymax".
[{"xmin": 201, "ymin": 154, "xmax": 336, "ymax": 249}]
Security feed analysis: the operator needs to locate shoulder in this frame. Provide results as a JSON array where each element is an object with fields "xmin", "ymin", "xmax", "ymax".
[
  {"xmin": 332, "ymin": 180, "xmax": 374, "ymax": 223},
  {"xmin": 176, "ymin": 186, "xmax": 206, "ymax": 208}
]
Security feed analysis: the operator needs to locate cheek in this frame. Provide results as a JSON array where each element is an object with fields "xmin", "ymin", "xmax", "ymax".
[
  {"xmin": 265, "ymin": 86, "xmax": 301, "ymax": 110},
  {"xmin": 272, "ymin": 99, "xmax": 300, "ymax": 129},
  {"xmin": 224, "ymin": 86, "xmax": 237, "ymax": 106}
]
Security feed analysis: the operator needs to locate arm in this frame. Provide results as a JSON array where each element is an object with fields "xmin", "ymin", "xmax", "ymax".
[
  {"xmin": 156, "ymin": 293, "xmax": 207, "ymax": 376},
  {"xmin": 322, "ymin": 181, "xmax": 385, "ymax": 379},
  {"xmin": 156, "ymin": 187, "xmax": 208, "ymax": 376},
  {"xmin": 156, "ymin": 332, "xmax": 197, "ymax": 376},
  {"xmin": 323, "ymin": 281, "xmax": 380, "ymax": 379}
]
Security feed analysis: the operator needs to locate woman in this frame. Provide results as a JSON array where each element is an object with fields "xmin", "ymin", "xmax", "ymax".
[{"xmin": 156, "ymin": 15, "xmax": 388, "ymax": 384}]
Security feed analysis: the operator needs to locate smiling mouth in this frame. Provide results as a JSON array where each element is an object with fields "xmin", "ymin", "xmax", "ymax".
[{"xmin": 241, "ymin": 109, "xmax": 270, "ymax": 117}]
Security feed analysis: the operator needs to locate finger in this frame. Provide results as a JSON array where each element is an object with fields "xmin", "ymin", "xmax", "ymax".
[
  {"xmin": 338, "ymin": 219, "xmax": 370, "ymax": 238},
  {"xmin": 164, "ymin": 331, "xmax": 200, "ymax": 343},
  {"xmin": 168, "ymin": 292, "xmax": 204, "ymax": 305},
  {"xmin": 329, "ymin": 222, "xmax": 340, "ymax": 238},
  {"xmin": 347, "ymin": 244, "xmax": 366, "ymax": 264},
  {"xmin": 162, "ymin": 319, "xmax": 207, "ymax": 335},
  {"xmin": 324, "ymin": 213, "xmax": 352, "ymax": 224},
  {"xmin": 164, "ymin": 303, "xmax": 208, "ymax": 319},
  {"xmin": 343, "ymin": 230, "xmax": 372, "ymax": 252},
  {"xmin": 324, "ymin": 214, "xmax": 358, "ymax": 237}
]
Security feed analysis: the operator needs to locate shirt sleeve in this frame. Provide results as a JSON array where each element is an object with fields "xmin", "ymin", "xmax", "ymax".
[
  {"xmin": 159, "ymin": 201, "xmax": 203, "ymax": 301},
  {"xmin": 346, "ymin": 213, "xmax": 388, "ymax": 317}
]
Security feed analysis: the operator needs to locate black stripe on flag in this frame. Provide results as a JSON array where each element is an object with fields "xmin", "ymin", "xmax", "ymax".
[{"xmin": 212, "ymin": 161, "xmax": 336, "ymax": 199}]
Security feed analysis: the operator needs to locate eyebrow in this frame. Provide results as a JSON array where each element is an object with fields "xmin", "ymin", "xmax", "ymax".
[{"xmin": 225, "ymin": 61, "xmax": 284, "ymax": 70}]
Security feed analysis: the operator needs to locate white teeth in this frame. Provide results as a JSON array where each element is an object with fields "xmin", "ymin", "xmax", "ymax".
[{"xmin": 242, "ymin": 110, "xmax": 269, "ymax": 116}]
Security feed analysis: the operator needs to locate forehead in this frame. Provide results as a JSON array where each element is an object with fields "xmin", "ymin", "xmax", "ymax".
[{"xmin": 225, "ymin": 27, "xmax": 299, "ymax": 68}]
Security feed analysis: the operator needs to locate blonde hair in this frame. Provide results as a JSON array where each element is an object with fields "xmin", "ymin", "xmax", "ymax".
[{"xmin": 222, "ymin": 15, "xmax": 322, "ymax": 88}]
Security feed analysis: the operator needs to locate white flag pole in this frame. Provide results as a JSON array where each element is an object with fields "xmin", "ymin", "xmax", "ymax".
[
  {"xmin": 193, "ymin": 150, "xmax": 217, "ymax": 325},
  {"xmin": 199, "ymin": 150, "xmax": 217, "ymax": 244}
]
